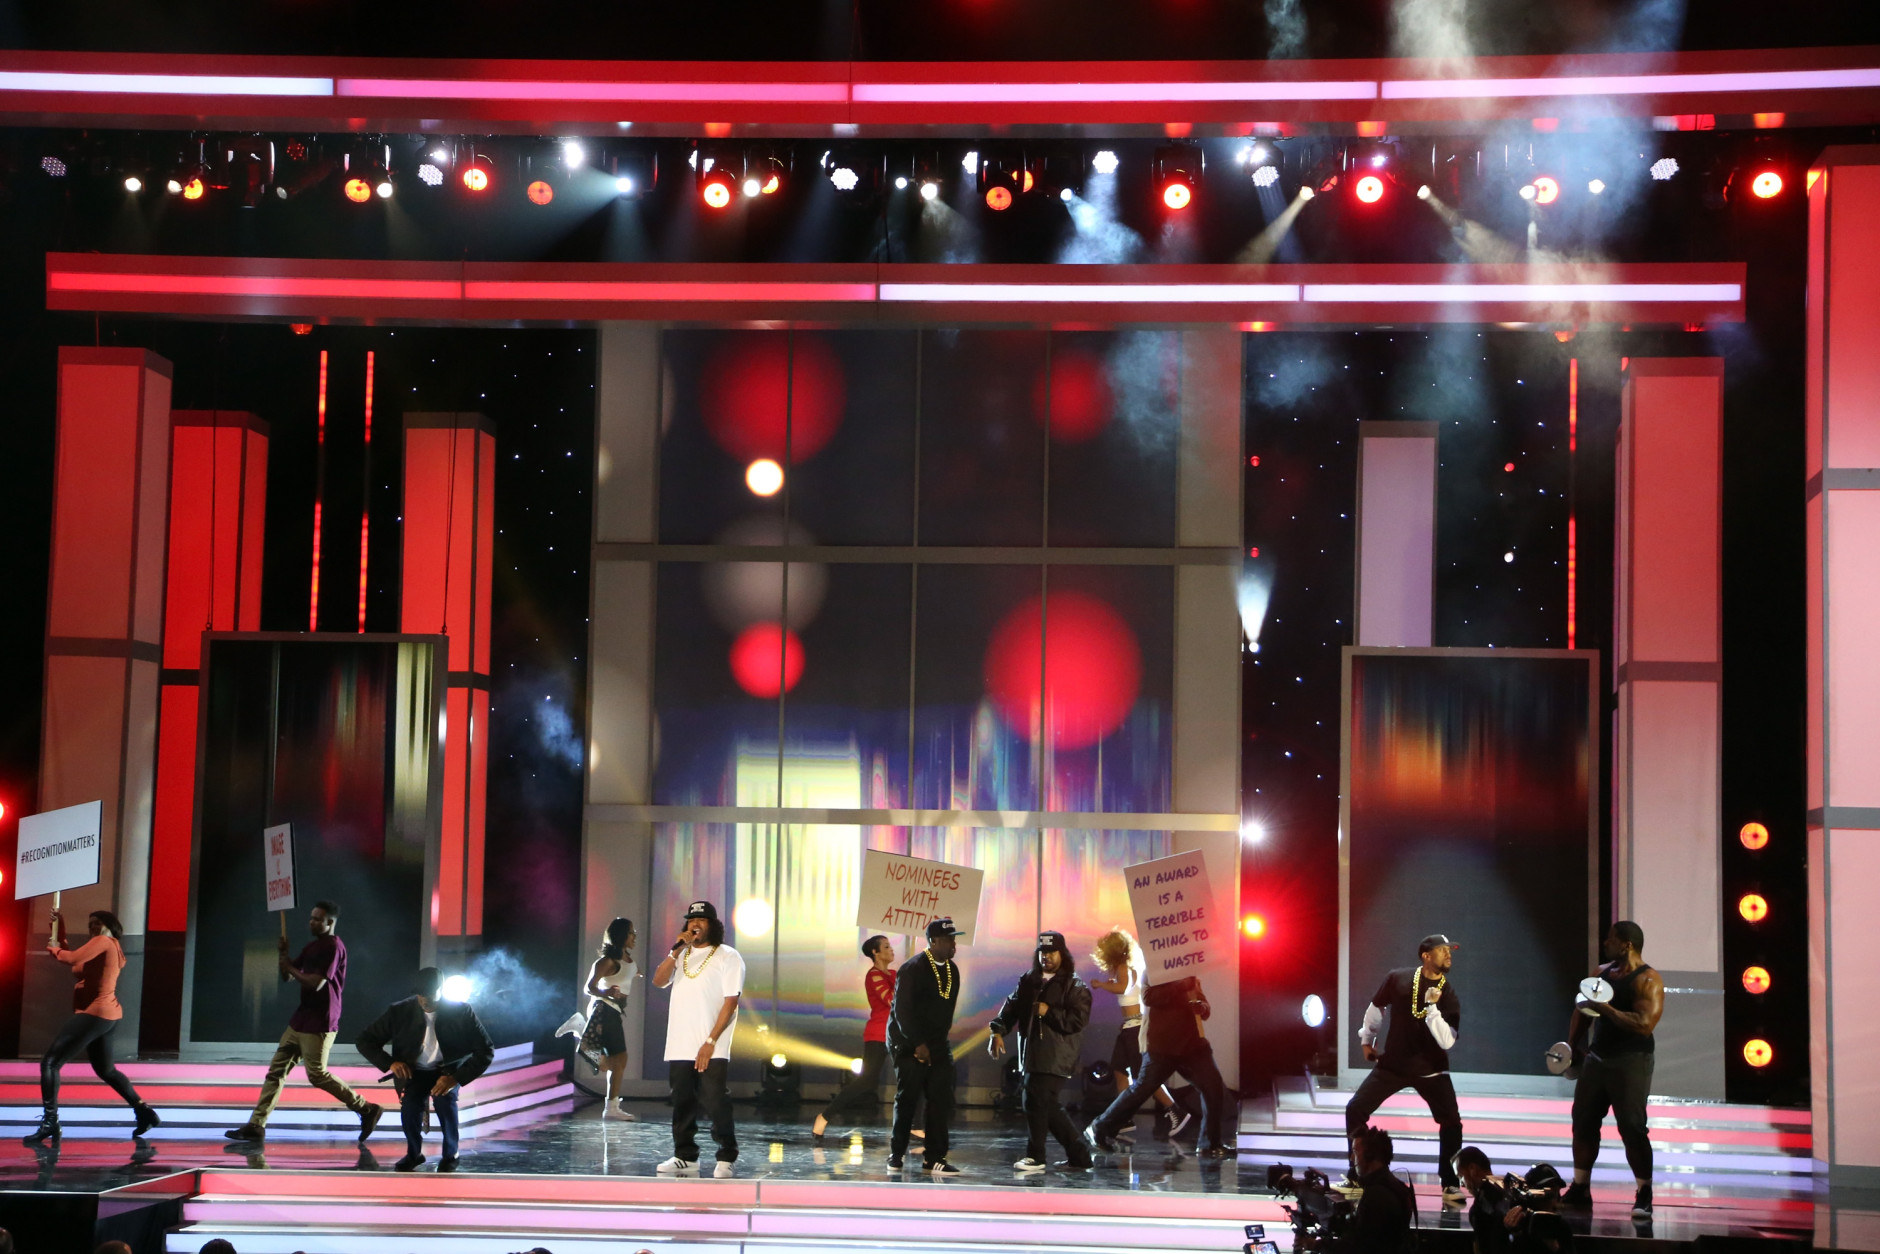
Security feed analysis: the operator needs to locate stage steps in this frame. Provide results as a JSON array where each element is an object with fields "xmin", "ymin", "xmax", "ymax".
[
  {"xmin": 163, "ymin": 1169, "xmax": 1284, "ymax": 1254},
  {"xmin": 0, "ymin": 1043, "xmax": 574, "ymax": 1139}
]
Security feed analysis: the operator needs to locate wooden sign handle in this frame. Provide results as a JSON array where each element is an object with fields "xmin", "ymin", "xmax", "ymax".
[{"xmin": 50, "ymin": 890, "xmax": 62, "ymax": 949}]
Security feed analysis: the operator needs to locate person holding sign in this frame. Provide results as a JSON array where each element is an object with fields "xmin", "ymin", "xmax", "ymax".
[
  {"xmin": 1082, "ymin": 973, "xmax": 1229, "ymax": 1159},
  {"xmin": 1346, "ymin": 934, "xmax": 1466, "ymax": 1205},
  {"xmin": 1089, "ymin": 928, "xmax": 1182, "ymax": 1137},
  {"xmin": 651, "ymin": 901, "xmax": 745, "ymax": 1177},
  {"xmin": 989, "ymin": 931, "xmax": 1094, "ymax": 1172},
  {"xmin": 25, "ymin": 910, "xmax": 161, "ymax": 1144},
  {"xmin": 225, "ymin": 901, "xmax": 385, "ymax": 1144},
  {"xmin": 887, "ymin": 917, "xmax": 963, "ymax": 1175}
]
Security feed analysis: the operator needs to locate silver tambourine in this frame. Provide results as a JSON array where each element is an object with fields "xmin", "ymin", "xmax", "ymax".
[{"xmin": 1576, "ymin": 976, "xmax": 1614, "ymax": 1017}]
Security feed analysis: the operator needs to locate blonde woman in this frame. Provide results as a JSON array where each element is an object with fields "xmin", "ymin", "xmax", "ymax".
[{"xmin": 1089, "ymin": 928, "xmax": 1183, "ymax": 1137}]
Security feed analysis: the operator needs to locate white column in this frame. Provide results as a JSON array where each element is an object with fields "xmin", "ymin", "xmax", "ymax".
[{"xmin": 1354, "ymin": 422, "xmax": 1437, "ymax": 648}]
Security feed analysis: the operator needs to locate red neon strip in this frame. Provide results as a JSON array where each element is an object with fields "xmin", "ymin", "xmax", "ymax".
[
  {"xmin": 358, "ymin": 350, "xmax": 373, "ymax": 633},
  {"xmin": 336, "ymin": 77, "xmax": 849, "ymax": 102},
  {"xmin": 46, "ymin": 272, "xmax": 462, "ymax": 299},
  {"xmin": 1567, "ymin": 356, "xmax": 1577, "ymax": 650},
  {"xmin": 308, "ymin": 349, "xmax": 326, "ymax": 632},
  {"xmin": 1568, "ymin": 356, "xmax": 1578, "ymax": 453},
  {"xmin": 459, "ymin": 279, "xmax": 876, "ymax": 302}
]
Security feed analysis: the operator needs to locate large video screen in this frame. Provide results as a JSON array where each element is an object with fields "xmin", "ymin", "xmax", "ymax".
[{"xmin": 1343, "ymin": 649, "xmax": 1596, "ymax": 1077}]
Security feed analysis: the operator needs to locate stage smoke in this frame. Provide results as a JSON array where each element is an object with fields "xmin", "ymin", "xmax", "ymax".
[
  {"xmin": 1238, "ymin": 561, "xmax": 1275, "ymax": 650},
  {"xmin": 459, "ymin": 946, "xmax": 564, "ymax": 1045},
  {"xmin": 1266, "ymin": 0, "xmax": 1307, "ymax": 57},
  {"xmin": 1236, "ymin": 188, "xmax": 1313, "ymax": 264},
  {"xmin": 1057, "ymin": 175, "xmax": 1147, "ymax": 265}
]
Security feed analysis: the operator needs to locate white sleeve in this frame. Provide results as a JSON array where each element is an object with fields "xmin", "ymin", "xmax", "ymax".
[
  {"xmin": 1424, "ymin": 1004, "xmax": 1457, "ymax": 1050},
  {"xmin": 1358, "ymin": 1002, "xmax": 1385, "ymax": 1047},
  {"xmin": 723, "ymin": 947, "xmax": 746, "ymax": 997}
]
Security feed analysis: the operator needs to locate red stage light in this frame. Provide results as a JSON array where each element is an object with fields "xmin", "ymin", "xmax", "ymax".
[
  {"xmin": 986, "ymin": 185, "xmax": 1012, "ymax": 211},
  {"xmin": 1241, "ymin": 914, "xmax": 1267, "ymax": 939},
  {"xmin": 1743, "ymin": 1038, "xmax": 1773, "ymax": 1068},
  {"xmin": 1248, "ymin": 456, "xmax": 1260, "ymax": 467},
  {"xmin": 290, "ymin": 323, "xmax": 313, "ymax": 336},
  {"xmin": 1740, "ymin": 821, "xmax": 1770, "ymax": 850},
  {"xmin": 702, "ymin": 174, "xmax": 734, "ymax": 209},
  {"xmin": 1504, "ymin": 462, "xmax": 1515, "ymax": 472},
  {"xmin": 1030, "ymin": 349, "xmax": 1113, "ymax": 443},
  {"xmin": 527, "ymin": 180, "xmax": 554, "ymax": 205},
  {"xmin": 1533, "ymin": 176, "xmax": 1560, "ymax": 205},
  {"xmin": 984, "ymin": 591, "xmax": 1142, "ymax": 749},
  {"xmin": 1354, "ymin": 175, "xmax": 1385, "ymax": 203},
  {"xmin": 462, "ymin": 166, "xmax": 489, "ymax": 192},
  {"xmin": 343, "ymin": 177, "xmax": 372, "ymax": 203},
  {"xmin": 181, "ymin": 177, "xmax": 205, "ymax": 201},
  {"xmin": 1742, "ymin": 966, "xmax": 1771, "ymax": 994},
  {"xmin": 1738, "ymin": 893, "xmax": 1768, "ymax": 923},
  {"xmin": 699, "ymin": 334, "xmax": 846, "ymax": 464},
  {"xmin": 729, "ymin": 622, "xmax": 804, "ymax": 697},
  {"xmin": 1162, "ymin": 181, "xmax": 1192, "ymax": 210},
  {"xmin": 1752, "ymin": 171, "xmax": 1783, "ymax": 199}
]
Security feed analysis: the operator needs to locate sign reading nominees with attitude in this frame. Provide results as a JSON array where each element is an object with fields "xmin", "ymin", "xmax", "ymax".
[
  {"xmin": 1125, "ymin": 849, "xmax": 1216, "ymax": 980},
  {"xmin": 855, "ymin": 849, "xmax": 984, "ymax": 943}
]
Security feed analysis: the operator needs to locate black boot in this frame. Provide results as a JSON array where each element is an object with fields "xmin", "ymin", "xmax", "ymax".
[
  {"xmin": 133, "ymin": 1103, "xmax": 161, "ymax": 1137},
  {"xmin": 22, "ymin": 1112, "xmax": 58, "ymax": 1145}
]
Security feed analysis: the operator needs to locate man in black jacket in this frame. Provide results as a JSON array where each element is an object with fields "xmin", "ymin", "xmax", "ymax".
[
  {"xmin": 887, "ymin": 917, "xmax": 961, "ymax": 1175},
  {"xmin": 989, "ymin": 931, "xmax": 1093, "ymax": 1172},
  {"xmin": 1337, "ymin": 1124, "xmax": 1414, "ymax": 1254},
  {"xmin": 355, "ymin": 967, "xmax": 496, "ymax": 1173}
]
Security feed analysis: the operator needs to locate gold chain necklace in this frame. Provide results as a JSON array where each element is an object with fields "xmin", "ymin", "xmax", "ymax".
[
  {"xmin": 681, "ymin": 945, "xmax": 718, "ymax": 979},
  {"xmin": 1411, "ymin": 967, "xmax": 1445, "ymax": 1019},
  {"xmin": 926, "ymin": 951, "xmax": 954, "ymax": 999}
]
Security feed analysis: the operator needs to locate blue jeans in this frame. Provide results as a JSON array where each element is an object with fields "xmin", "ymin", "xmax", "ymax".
[{"xmin": 400, "ymin": 1070, "xmax": 460, "ymax": 1160}]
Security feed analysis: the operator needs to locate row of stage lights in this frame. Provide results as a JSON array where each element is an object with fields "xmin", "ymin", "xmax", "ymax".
[{"xmin": 1734, "ymin": 820, "xmax": 1778, "ymax": 1071}]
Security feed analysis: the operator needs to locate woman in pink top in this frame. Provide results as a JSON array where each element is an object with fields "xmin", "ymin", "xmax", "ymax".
[{"xmin": 26, "ymin": 909, "xmax": 160, "ymax": 1144}]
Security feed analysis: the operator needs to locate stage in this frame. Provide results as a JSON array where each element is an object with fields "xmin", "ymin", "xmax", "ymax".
[{"xmin": 0, "ymin": 1060, "xmax": 1856, "ymax": 1252}]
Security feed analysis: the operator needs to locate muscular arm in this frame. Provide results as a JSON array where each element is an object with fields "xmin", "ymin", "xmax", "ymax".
[
  {"xmin": 1592, "ymin": 967, "xmax": 1665, "ymax": 1036},
  {"xmin": 586, "ymin": 957, "xmax": 624, "ymax": 1002}
]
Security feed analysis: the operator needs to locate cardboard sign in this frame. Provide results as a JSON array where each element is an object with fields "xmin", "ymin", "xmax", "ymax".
[
  {"xmin": 263, "ymin": 823, "xmax": 297, "ymax": 913},
  {"xmin": 1125, "ymin": 849, "xmax": 1217, "ymax": 982},
  {"xmin": 14, "ymin": 800, "xmax": 103, "ymax": 900},
  {"xmin": 855, "ymin": 850, "xmax": 984, "ymax": 944}
]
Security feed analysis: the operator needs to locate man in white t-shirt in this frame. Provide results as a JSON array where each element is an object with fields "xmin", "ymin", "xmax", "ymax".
[{"xmin": 652, "ymin": 900, "xmax": 745, "ymax": 1177}]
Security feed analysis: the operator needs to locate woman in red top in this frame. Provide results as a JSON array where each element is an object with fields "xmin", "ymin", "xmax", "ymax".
[
  {"xmin": 812, "ymin": 935, "xmax": 921, "ymax": 1143},
  {"xmin": 26, "ymin": 910, "xmax": 159, "ymax": 1144}
]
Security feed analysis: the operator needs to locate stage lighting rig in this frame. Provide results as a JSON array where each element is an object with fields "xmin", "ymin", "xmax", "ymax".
[
  {"xmin": 1154, "ymin": 143, "xmax": 1201, "ymax": 210},
  {"xmin": 461, "ymin": 151, "xmax": 493, "ymax": 193},
  {"xmin": 1353, "ymin": 174, "xmax": 1385, "ymax": 203},
  {"xmin": 1091, "ymin": 148, "xmax": 1119, "ymax": 176}
]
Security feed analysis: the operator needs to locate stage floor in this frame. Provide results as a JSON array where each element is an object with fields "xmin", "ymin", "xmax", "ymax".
[{"xmin": 0, "ymin": 1094, "xmax": 1868, "ymax": 1251}]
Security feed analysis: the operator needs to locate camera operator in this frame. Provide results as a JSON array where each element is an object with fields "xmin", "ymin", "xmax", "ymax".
[
  {"xmin": 1336, "ymin": 1125, "xmax": 1414, "ymax": 1254},
  {"xmin": 1455, "ymin": 1147, "xmax": 1511, "ymax": 1254}
]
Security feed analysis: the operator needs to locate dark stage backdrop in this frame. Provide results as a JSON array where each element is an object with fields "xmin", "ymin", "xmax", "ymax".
[
  {"xmin": 184, "ymin": 635, "xmax": 444, "ymax": 1047},
  {"xmin": 1342, "ymin": 649, "xmax": 1596, "ymax": 1077}
]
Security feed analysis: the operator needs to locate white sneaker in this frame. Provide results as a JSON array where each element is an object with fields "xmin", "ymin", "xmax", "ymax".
[
  {"xmin": 553, "ymin": 1011, "xmax": 586, "ymax": 1038},
  {"xmin": 713, "ymin": 1161, "xmax": 736, "ymax": 1178},
  {"xmin": 1013, "ymin": 1157, "xmax": 1047, "ymax": 1172},
  {"xmin": 655, "ymin": 1156, "xmax": 698, "ymax": 1175},
  {"xmin": 1167, "ymin": 1111, "xmax": 1193, "ymax": 1138}
]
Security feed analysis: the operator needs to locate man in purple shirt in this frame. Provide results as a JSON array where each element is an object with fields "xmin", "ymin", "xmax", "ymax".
[{"xmin": 225, "ymin": 900, "xmax": 383, "ymax": 1142}]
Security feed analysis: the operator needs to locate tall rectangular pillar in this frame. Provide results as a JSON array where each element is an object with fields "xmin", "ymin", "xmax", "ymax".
[
  {"xmin": 1613, "ymin": 357, "xmax": 1724, "ymax": 1099},
  {"xmin": 1354, "ymin": 422, "xmax": 1437, "ymax": 648},
  {"xmin": 25, "ymin": 348, "xmax": 173, "ymax": 1052},
  {"xmin": 402, "ymin": 415, "xmax": 496, "ymax": 944},
  {"xmin": 142, "ymin": 411, "xmax": 267, "ymax": 1050},
  {"xmin": 1806, "ymin": 147, "xmax": 1880, "ymax": 1186},
  {"xmin": 1173, "ymin": 325, "xmax": 1244, "ymax": 1090}
]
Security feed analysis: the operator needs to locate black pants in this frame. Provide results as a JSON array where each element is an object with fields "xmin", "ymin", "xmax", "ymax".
[
  {"xmin": 821, "ymin": 1040, "xmax": 889, "ymax": 1122},
  {"xmin": 1024, "ymin": 1071, "xmax": 1091, "ymax": 1164},
  {"xmin": 399, "ymin": 1070, "xmax": 460, "ymax": 1161},
  {"xmin": 1571, "ymin": 1051, "xmax": 1654, "ymax": 1179},
  {"xmin": 670, "ymin": 1058, "xmax": 737, "ymax": 1163},
  {"xmin": 1091, "ymin": 1040, "xmax": 1226, "ymax": 1152},
  {"xmin": 891, "ymin": 1050, "xmax": 955, "ymax": 1164},
  {"xmin": 41, "ymin": 1013, "xmax": 143, "ymax": 1114},
  {"xmin": 1345, "ymin": 1066, "xmax": 1462, "ymax": 1187}
]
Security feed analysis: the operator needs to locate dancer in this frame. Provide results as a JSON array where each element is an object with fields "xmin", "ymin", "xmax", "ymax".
[
  {"xmin": 652, "ymin": 901, "xmax": 744, "ymax": 1177},
  {"xmin": 26, "ymin": 909, "xmax": 160, "ymax": 1143},
  {"xmin": 888, "ymin": 917, "xmax": 962, "ymax": 1175},
  {"xmin": 1083, "ymin": 973, "xmax": 1230, "ymax": 1159},
  {"xmin": 1089, "ymin": 928, "xmax": 1182, "ymax": 1138},
  {"xmin": 564, "ymin": 917, "xmax": 638, "ymax": 1120},
  {"xmin": 356, "ymin": 967, "xmax": 496, "ymax": 1173},
  {"xmin": 1562, "ymin": 921, "xmax": 1663, "ymax": 1219},
  {"xmin": 989, "ymin": 931, "xmax": 1093, "ymax": 1172},
  {"xmin": 226, "ymin": 900, "xmax": 384, "ymax": 1143},
  {"xmin": 1347, "ymin": 934, "xmax": 1465, "ymax": 1204},
  {"xmin": 812, "ymin": 935, "xmax": 909, "ymax": 1143}
]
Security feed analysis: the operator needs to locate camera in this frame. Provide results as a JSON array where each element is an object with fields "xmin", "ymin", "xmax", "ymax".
[
  {"xmin": 1266, "ymin": 1163, "xmax": 1353, "ymax": 1250},
  {"xmin": 1499, "ymin": 1163, "xmax": 1574, "ymax": 1252}
]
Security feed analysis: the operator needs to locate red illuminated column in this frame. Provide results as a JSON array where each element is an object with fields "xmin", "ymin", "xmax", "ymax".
[
  {"xmin": 402, "ymin": 414, "xmax": 495, "ymax": 942},
  {"xmin": 143, "ymin": 411, "xmax": 267, "ymax": 1049},
  {"xmin": 1613, "ymin": 356, "xmax": 1724, "ymax": 1099},
  {"xmin": 23, "ymin": 348, "xmax": 173, "ymax": 1051},
  {"xmin": 1806, "ymin": 148, "xmax": 1880, "ymax": 1188}
]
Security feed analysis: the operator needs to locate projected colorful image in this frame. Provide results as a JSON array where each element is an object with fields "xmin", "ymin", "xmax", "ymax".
[{"xmin": 1343, "ymin": 650, "xmax": 1595, "ymax": 1076}]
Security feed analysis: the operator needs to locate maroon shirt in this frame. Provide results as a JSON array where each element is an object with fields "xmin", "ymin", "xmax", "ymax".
[{"xmin": 288, "ymin": 934, "xmax": 347, "ymax": 1033}]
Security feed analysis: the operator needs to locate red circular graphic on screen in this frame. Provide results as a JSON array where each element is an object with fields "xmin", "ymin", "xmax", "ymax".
[
  {"xmin": 1029, "ymin": 350, "xmax": 1113, "ymax": 443},
  {"xmin": 700, "ymin": 335, "xmax": 846, "ymax": 464},
  {"xmin": 984, "ymin": 591, "xmax": 1141, "ymax": 748},
  {"xmin": 730, "ymin": 622, "xmax": 804, "ymax": 697}
]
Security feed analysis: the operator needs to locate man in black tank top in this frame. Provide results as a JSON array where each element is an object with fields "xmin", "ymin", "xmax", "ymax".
[{"xmin": 1561, "ymin": 920, "xmax": 1663, "ymax": 1220}]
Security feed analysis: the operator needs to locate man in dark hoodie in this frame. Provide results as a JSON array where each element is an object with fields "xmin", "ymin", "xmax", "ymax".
[
  {"xmin": 989, "ymin": 930, "xmax": 1094, "ymax": 1172},
  {"xmin": 887, "ymin": 917, "xmax": 962, "ymax": 1176},
  {"xmin": 355, "ymin": 967, "xmax": 496, "ymax": 1173},
  {"xmin": 1082, "ymin": 972, "xmax": 1229, "ymax": 1158}
]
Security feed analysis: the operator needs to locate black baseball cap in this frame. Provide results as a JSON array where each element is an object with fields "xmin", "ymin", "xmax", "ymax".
[
  {"xmin": 685, "ymin": 901, "xmax": 719, "ymax": 921},
  {"xmin": 1036, "ymin": 931, "xmax": 1069, "ymax": 954},
  {"xmin": 1418, "ymin": 934, "xmax": 1460, "ymax": 954},
  {"xmin": 926, "ymin": 917, "xmax": 962, "ymax": 939}
]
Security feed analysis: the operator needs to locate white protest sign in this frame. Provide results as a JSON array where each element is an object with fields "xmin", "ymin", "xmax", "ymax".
[
  {"xmin": 263, "ymin": 823, "xmax": 297, "ymax": 913},
  {"xmin": 855, "ymin": 850, "xmax": 984, "ymax": 943},
  {"xmin": 1125, "ymin": 849, "xmax": 1217, "ymax": 982},
  {"xmin": 14, "ymin": 800, "xmax": 103, "ymax": 900}
]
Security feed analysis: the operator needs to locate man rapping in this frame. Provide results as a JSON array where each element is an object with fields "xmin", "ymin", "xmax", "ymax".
[
  {"xmin": 651, "ymin": 901, "xmax": 744, "ymax": 1177},
  {"xmin": 1347, "ymin": 934, "xmax": 1466, "ymax": 1204}
]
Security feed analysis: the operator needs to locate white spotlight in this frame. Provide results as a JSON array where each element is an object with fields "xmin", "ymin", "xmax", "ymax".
[
  {"xmin": 919, "ymin": 180, "xmax": 939, "ymax": 201},
  {"xmin": 429, "ymin": 148, "xmax": 448, "ymax": 163},
  {"xmin": 1059, "ymin": 187, "xmax": 1074, "ymax": 202},
  {"xmin": 615, "ymin": 175, "xmax": 636, "ymax": 195},
  {"xmin": 849, "ymin": 1057, "xmax": 865, "ymax": 1075},
  {"xmin": 894, "ymin": 176, "xmax": 908, "ymax": 190},
  {"xmin": 375, "ymin": 179, "xmax": 394, "ymax": 199},
  {"xmin": 1241, "ymin": 821, "xmax": 1266, "ymax": 844},
  {"xmin": 770, "ymin": 1052, "xmax": 789, "ymax": 1069},
  {"xmin": 830, "ymin": 166, "xmax": 859, "ymax": 191},
  {"xmin": 123, "ymin": 175, "xmax": 143, "ymax": 193},
  {"xmin": 562, "ymin": 139, "xmax": 586, "ymax": 168},
  {"xmin": 1298, "ymin": 185, "xmax": 1315, "ymax": 201},
  {"xmin": 1588, "ymin": 178, "xmax": 1606, "ymax": 195},
  {"xmin": 417, "ymin": 163, "xmax": 444, "ymax": 186},
  {"xmin": 1650, "ymin": 157, "xmax": 1679, "ymax": 181},
  {"xmin": 742, "ymin": 176, "xmax": 761, "ymax": 198},
  {"xmin": 1091, "ymin": 149, "xmax": 1119, "ymax": 175},
  {"xmin": 1520, "ymin": 183, "xmax": 1538, "ymax": 200},
  {"xmin": 734, "ymin": 896, "xmax": 776, "ymax": 937},
  {"xmin": 1370, "ymin": 153, "xmax": 1387, "ymax": 167},
  {"xmin": 962, "ymin": 150, "xmax": 979, "ymax": 176},
  {"xmin": 1252, "ymin": 164, "xmax": 1280, "ymax": 188},
  {"xmin": 1301, "ymin": 994, "xmax": 1327, "ymax": 1029},
  {"xmin": 439, "ymin": 974, "xmax": 474, "ymax": 1002},
  {"xmin": 745, "ymin": 458, "xmax": 784, "ymax": 497},
  {"xmin": 1416, "ymin": 184, "xmax": 1431, "ymax": 200},
  {"xmin": 1503, "ymin": 550, "xmax": 1516, "ymax": 563}
]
